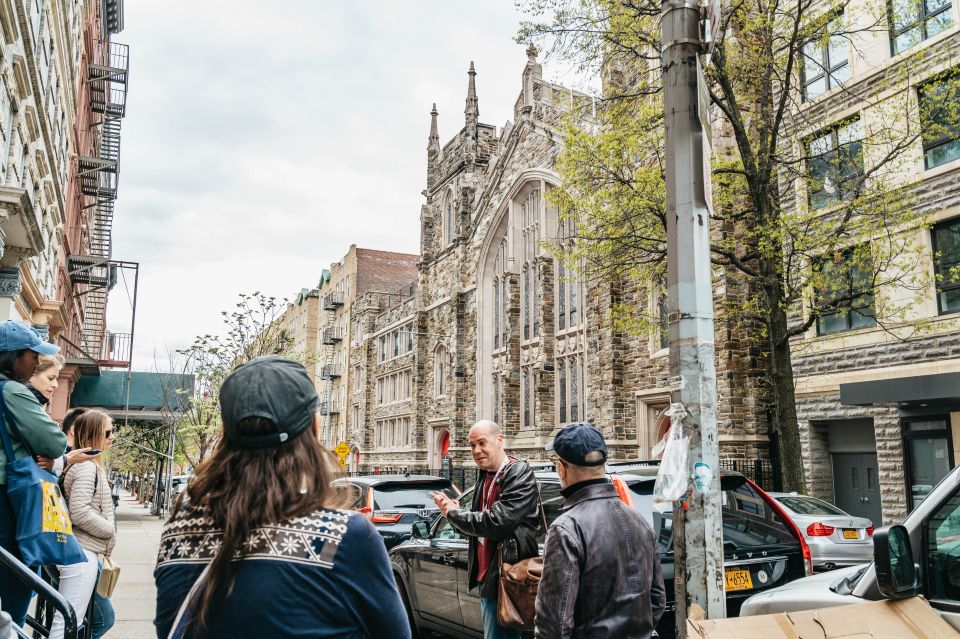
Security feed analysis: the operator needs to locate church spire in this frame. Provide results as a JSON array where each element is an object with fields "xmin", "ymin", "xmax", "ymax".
[
  {"xmin": 464, "ymin": 61, "xmax": 479, "ymax": 129},
  {"xmin": 428, "ymin": 103, "xmax": 439, "ymax": 152},
  {"xmin": 427, "ymin": 103, "xmax": 440, "ymax": 189}
]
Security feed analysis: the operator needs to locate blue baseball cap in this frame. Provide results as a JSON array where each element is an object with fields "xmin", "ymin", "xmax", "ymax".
[
  {"xmin": 0, "ymin": 321, "xmax": 59, "ymax": 355},
  {"xmin": 546, "ymin": 423, "xmax": 608, "ymax": 467}
]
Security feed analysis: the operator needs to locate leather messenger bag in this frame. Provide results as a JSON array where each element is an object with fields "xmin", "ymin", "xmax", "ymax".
[{"xmin": 497, "ymin": 486, "xmax": 549, "ymax": 631}]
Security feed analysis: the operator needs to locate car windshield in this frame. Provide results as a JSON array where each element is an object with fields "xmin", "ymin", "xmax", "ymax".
[
  {"xmin": 374, "ymin": 484, "xmax": 457, "ymax": 510},
  {"xmin": 776, "ymin": 495, "xmax": 846, "ymax": 516},
  {"xmin": 628, "ymin": 475, "xmax": 797, "ymax": 552}
]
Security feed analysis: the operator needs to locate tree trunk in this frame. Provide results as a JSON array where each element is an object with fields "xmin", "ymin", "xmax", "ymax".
[{"xmin": 764, "ymin": 293, "xmax": 807, "ymax": 493}]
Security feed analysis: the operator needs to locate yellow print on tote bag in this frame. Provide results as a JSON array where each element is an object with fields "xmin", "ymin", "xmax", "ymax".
[{"xmin": 41, "ymin": 480, "xmax": 73, "ymax": 535}]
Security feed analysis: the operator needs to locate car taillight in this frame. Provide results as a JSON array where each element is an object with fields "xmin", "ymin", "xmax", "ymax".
[
  {"xmin": 748, "ymin": 478, "xmax": 814, "ymax": 576},
  {"xmin": 866, "ymin": 525, "xmax": 875, "ymax": 537},
  {"xmin": 806, "ymin": 522, "xmax": 835, "ymax": 537},
  {"xmin": 371, "ymin": 512, "xmax": 403, "ymax": 524}
]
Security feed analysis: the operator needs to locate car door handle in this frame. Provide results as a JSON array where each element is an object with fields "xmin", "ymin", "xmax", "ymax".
[{"xmin": 442, "ymin": 554, "xmax": 457, "ymax": 566}]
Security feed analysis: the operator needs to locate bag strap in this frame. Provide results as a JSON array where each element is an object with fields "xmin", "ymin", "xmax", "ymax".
[
  {"xmin": 167, "ymin": 563, "xmax": 211, "ymax": 639},
  {"xmin": 0, "ymin": 381, "xmax": 14, "ymax": 460}
]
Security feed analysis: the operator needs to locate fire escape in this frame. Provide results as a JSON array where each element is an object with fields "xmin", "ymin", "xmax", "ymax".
[
  {"xmin": 62, "ymin": 39, "xmax": 139, "ymax": 375},
  {"xmin": 319, "ymin": 293, "xmax": 343, "ymax": 445}
]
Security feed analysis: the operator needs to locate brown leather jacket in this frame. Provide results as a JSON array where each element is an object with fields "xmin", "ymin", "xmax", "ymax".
[
  {"xmin": 446, "ymin": 458, "xmax": 541, "ymax": 599},
  {"xmin": 535, "ymin": 480, "xmax": 666, "ymax": 639}
]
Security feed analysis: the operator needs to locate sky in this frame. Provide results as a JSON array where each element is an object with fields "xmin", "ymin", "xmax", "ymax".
[{"xmin": 108, "ymin": 1, "xmax": 582, "ymax": 371}]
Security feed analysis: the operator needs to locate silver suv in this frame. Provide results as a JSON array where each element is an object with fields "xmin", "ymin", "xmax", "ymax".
[{"xmin": 741, "ymin": 465, "xmax": 960, "ymax": 631}]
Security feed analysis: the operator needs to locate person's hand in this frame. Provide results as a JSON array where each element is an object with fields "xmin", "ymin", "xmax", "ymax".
[
  {"xmin": 432, "ymin": 491, "xmax": 459, "ymax": 517},
  {"xmin": 35, "ymin": 455, "xmax": 54, "ymax": 471},
  {"xmin": 66, "ymin": 448, "xmax": 101, "ymax": 465}
]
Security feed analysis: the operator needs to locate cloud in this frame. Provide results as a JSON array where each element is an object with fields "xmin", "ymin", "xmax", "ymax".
[{"xmin": 113, "ymin": 1, "xmax": 541, "ymax": 370}]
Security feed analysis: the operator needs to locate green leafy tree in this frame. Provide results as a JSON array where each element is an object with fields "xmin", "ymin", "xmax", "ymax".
[{"xmin": 520, "ymin": 0, "xmax": 959, "ymax": 491}]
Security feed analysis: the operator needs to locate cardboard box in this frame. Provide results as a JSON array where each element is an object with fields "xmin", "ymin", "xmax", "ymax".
[{"xmin": 686, "ymin": 597, "xmax": 960, "ymax": 639}]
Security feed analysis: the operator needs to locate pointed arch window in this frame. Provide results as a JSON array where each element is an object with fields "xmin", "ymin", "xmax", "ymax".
[
  {"xmin": 555, "ymin": 208, "xmax": 587, "ymax": 426},
  {"xmin": 435, "ymin": 345, "xmax": 447, "ymax": 398},
  {"xmin": 446, "ymin": 199, "xmax": 455, "ymax": 244},
  {"xmin": 493, "ymin": 237, "xmax": 508, "ymax": 350},
  {"xmin": 520, "ymin": 188, "xmax": 542, "ymax": 341}
]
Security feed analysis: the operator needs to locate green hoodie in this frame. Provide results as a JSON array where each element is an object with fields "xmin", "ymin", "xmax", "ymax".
[{"xmin": 0, "ymin": 373, "xmax": 67, "ymax": 485}]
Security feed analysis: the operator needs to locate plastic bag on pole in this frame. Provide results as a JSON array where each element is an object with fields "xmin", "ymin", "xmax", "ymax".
[{"xmin": 653, "ymin": 405, "xmax": 690, "ymax": 512}]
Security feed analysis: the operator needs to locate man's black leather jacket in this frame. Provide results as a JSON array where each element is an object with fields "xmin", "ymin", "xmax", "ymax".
[
  {"xmin": 447, "ymin": 457, "xmax": 540, "ymax": 599},
  {"xmin": 534, "ymin": 480, "xmax": 666, "ymax": 639}
]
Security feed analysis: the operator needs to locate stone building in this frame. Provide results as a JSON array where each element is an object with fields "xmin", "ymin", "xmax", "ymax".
[
  {"xmin": 315, "ymin": 245, "xmax": 419, "ymax": 451},
  {"xmin": 0, "ymin": 0, "xmax": 134, "ymax": 421},
  {"xmin": 278, "ymin": 284, "xmax": 322, "ymax": 392},
  {"xmin": 351, "ymin": 48, "xmax": 771, "ymax": 471},
  {"xmin": 787, "ymin": 1, "xmax": 960, "ymax": 524}
]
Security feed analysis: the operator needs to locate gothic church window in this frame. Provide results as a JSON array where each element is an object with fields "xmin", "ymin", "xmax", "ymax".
[
  {"xmin": 520, "ymin": 188, "xmax": 542, "ymax": 340},
  {"xmin": 493, "ymin": 237, "xmax": 508, "ymax": 350},
  {"xmin": 555, "ymin": 210, "xmax": 587, "ymax": 426},
  {"xmin": 435, "ymin": 345, "xmax": 447, "ymax": 398}
]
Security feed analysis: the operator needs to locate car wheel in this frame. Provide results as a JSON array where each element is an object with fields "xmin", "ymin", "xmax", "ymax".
[{"xmin": 395, "ymin": 573, "xmax": 421, "ymax": 638}]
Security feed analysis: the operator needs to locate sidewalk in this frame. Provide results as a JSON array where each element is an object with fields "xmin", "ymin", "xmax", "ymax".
[{"xmin": 109, "ymin": 494, "xmax": 164, "ymax": 638}]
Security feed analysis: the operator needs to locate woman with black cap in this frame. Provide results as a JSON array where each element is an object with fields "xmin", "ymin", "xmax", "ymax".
[
  {"xmin": 154, "ymin": 356, "xmax": 409, "ymax": 639},
  {"xmin": 0, "ymin": 321, "xmax": 69, "ymax": 627}
]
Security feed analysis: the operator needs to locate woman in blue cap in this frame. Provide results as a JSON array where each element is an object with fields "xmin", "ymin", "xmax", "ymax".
[{"xmin": 0, "ymin": 320, "xmax": 69, "ymax": 628}]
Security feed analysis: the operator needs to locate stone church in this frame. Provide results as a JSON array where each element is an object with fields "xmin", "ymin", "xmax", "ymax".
[{"xmin": 348, "ymin": 47, "xmax": 771, "ymax": 470}]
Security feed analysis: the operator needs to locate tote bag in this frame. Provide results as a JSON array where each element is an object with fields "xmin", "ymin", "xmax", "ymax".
[{"xmin": 0, "ymin": 381, "xmax": 86, "ymax": 566}]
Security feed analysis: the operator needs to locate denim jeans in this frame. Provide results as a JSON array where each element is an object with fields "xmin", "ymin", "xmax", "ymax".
[
  {"xmin": 479, "ymin": 595, "xmax": 521, "ymax": 639},
  {"xmin": 90, "ymin": 590, "xmax": 115, "ymax": 639}
]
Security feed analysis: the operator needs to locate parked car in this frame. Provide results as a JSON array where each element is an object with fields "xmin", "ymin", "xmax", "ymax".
[
  {"xmin": 335, "ymin": 475, "xmax": 460, "ymax": 549},
  {"xmin": 389, "ymin": 467, "xmax": 812, "ymax": 638},
  {"xmin": 767, "ymin": 492, "xmax": 874, "ymax": 571},
  {"xmin": 741, "ymin": 464, "xmax": 960, "ymax": 625}
]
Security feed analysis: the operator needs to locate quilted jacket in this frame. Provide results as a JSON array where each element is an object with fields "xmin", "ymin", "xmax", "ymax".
[{"xmin": 62, "ymin": 461, "xmax": 116, "ymax": 556}]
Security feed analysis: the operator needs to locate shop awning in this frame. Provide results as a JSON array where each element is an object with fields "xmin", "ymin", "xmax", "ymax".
[{"xmin": 839, "ymin": 372, "xmax": 960, "ymax": 406}]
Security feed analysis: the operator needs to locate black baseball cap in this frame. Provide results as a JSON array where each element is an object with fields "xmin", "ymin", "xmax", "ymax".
[
  {"xmin": 219, "ymin": 356, "xmax": 319, "ymax": 449},
  {"xmin": 546, "ymin": 423, "xmax": 608, "ymax": 467}
]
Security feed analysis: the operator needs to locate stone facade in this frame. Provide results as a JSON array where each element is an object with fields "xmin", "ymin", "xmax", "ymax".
[
  {"xmin": 0, "ymin": 0, "xmax": 128, "ymax": 420},
  {"xmin": 314, "ymin": 245, "xmax": 419, "ymax": 452},
  {"xmin": 350, "ymin": 48, "xmax": 772, "ymax": 471},
  {"xmin": 788, "ymin": 8, "xmax": 960, "ymax": 524}
]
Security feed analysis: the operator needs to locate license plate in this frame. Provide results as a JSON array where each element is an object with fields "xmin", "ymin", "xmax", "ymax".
[
  {"xmin": 843, "ymin": 529, "xmax": 859, "ymax": 539},
  {"xmin": 724, "ymin": 569, "xmax": 753, "ymax": 591}
]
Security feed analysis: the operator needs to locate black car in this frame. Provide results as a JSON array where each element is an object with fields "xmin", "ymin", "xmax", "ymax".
[
  {"xmin": 389, "ymin": 468, "xmax": 812, "ymax": 638},
  {"xmin": 335, "ymin": 475, "xmax": 461, "ymax": 549}
]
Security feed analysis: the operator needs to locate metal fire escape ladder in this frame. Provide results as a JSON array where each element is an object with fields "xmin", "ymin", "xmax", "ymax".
[{"xmin": 67, "ymin": 39, "xmax": 135, "ymax": 372}]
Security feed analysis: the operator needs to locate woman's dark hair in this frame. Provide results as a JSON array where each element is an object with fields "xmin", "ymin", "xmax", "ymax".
[
  {"xmin": 0, "ymin": 348, "xmax": 31, "ymax": 381},
  {"xmin": 174, "ymin": 416, "xmax": 345, "ymax": 635},
  {"xmin": 62, "ymin": 407, "xmax": 88, "ymax": 435}
]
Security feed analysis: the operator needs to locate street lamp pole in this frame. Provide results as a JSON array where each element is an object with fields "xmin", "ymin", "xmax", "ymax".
[{"xmin": 662, "ymin": 0, "xmax": 726, "ymax": 631}]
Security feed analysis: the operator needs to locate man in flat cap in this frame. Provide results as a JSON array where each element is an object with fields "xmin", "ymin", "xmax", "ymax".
[{"xmin": 535, "ymin": 423, "xmax": 665, "ymax": 639}]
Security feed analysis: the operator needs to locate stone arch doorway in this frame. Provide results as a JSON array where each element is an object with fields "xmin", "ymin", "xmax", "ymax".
[{"xmin": 433, "ymin": 428, "xmax": 451, "ymax": 469}]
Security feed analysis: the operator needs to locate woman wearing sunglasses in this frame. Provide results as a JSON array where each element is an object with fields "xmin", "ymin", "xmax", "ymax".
[{"xmin": 52, "ymin": 409, "xmax": 117, "ymax": 639}]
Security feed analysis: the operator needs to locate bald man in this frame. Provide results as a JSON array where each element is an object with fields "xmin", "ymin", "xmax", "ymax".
[{"xmin": 432, "ymin": 421, "xmax": 540, "ymax": 639}]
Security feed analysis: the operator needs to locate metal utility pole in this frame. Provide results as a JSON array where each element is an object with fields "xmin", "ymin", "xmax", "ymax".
[{"xmin": 662, "ymin": 0, "xmax": 726, "ymax": 632}]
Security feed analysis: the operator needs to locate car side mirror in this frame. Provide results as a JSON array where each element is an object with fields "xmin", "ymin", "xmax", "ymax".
[
  {"xmin": 411, "ymin": 521, "xmax": 430, "ymax": 539},
  {"xmin": 873, "ymin": 524, "xmax": 920, "ymax": 599}
]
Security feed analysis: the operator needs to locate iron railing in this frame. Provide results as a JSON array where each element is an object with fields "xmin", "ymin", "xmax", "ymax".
[{"xmin": 0, "ymin": 546, "xmax": 78, "ymax": 639}]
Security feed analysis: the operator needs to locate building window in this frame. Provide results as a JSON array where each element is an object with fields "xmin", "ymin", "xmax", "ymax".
[
  {"xmin": 378, "ymin": 336, "xmax": 386, "ymax": 363},
  {"xmin": 802, "ymin": 16, "xmax": 850, "ymax": 100},
  {"xmin": 919, "ymin": 72, "xmax": 960, "ymax": 170},
  {"xmin": 493, "ymin": 237, "xmax": 508, "ymax": 350},
  {"xmin": 435, "ymin": 345, "xmax": 447, "ymax": 398},
  {"xmin": 556, "ymin": 355, "xmax": 585, "ymax": 425},
  {"xmin": 522, "ymin": 367, "xmax": 536, "ymax": 429},
  {"xmin": 520, "ymin": 188, "xmax": 542, "ymax": 341},
  {"xmin": 807, "ymin": 119, "xmax": 863, "ymax": 210},
  {"xmin": 556, "ymin": 216, "xmax": 584, "ymax": 331},
  {"xmin": 933, "ymin": 218, "xmax": 960, "ymax": 313},
  {"xmin": 658, "ymin": 294, "xmax": 669, "ymax": 350},
  {"xmin": 815, "ymin": 248, "xmax": 876, "ymax": 335},
  {"xmin": 493, "ymin": 375, "xmax": 501, "ymax": 425},
  {"xmin": 889, "ymin": 0, "xmax": 953, "ymax": 55},
  {"xmin": 375, "ymin": 369, "xmax": 412, "ymax": 406},
  {"xmin": 375, "ymin": 417, "xmax": 411, "ymax": 449}
]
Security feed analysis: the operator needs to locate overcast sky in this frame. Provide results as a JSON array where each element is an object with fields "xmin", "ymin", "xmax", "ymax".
[{"xmin": 108, "ymin": 1, "xmax": 580, "ymax": 370}]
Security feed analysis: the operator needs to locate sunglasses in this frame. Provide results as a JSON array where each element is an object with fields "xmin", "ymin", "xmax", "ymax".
[{"xmin": 104, "ymin": 429, "xmax": 114, "ymax": 438}]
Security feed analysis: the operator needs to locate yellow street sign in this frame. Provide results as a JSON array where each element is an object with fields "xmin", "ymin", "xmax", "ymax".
[{"xmin": 334, "ymin": 442, "xmax": 351, "ymax": 458}]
